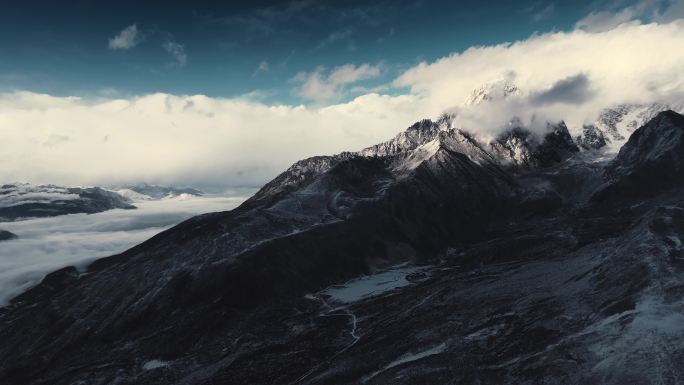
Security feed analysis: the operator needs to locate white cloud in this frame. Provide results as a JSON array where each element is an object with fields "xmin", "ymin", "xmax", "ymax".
[
  {"xmin": 394, "ymin": 20, "xmax": 684, "ymax": 136},
  {"xmin": 108, "ymin": 24, "xmax": 141, "ymax": 50},
  {"xmin": 530, "ymin": 3, "xmax": 555, "ymax": 22},
  {"xmin": 376, "ymin": 27, "xmax": 395, "ymax": 44},
  {"xmin": 575, "ymin": 7, "xmax": 642, "ymax": 32},
  {"xmin": 317, "ymin": 28, "xmax": 354, "ymax": 49},
  {"xmin": 659, "ymin": 0, "xmax": 684, "ymax": 22},
  {"xmin": 163, "ymin": 41, "xmax": 187, "ymax": 67},
  {"xmin": 4, "ymin": 19, "xmax": 684, "ymax": 189},
  {"xmin": 0, "ymin": 195, "xmax": 248, "ymax": 305},
  {"xmin": 575, "ymin": 0, "xmax": 684, "ymax": 32},
  {"xmin": 0, "ymin": 91, "xmax": 419, "ymax": 187},
  {"xmin": 291, "ymin": 63, "xmax": 382, "ymax": 100},
  {"xmin": 529, "ymin": 73, "xmax": 594, "ymax": 105},
  {"xmin": 252, "ymin": 60, "xmax": 270, "ymax": 77}
]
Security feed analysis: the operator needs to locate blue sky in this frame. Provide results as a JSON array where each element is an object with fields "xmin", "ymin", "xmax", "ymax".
[
  {"xmin": 0, "ymin": 0, "xmax": 600, "ymax": 103},
  {"xmin": 3, "ymin": 0, "xmax": 684, "ymax": 188}
]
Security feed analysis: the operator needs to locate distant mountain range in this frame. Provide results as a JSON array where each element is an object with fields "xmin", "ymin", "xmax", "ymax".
[
  {"xmin": 0, "ymin": 183, "xmax": 135, "ymax": 221},
  {"xmin": 0, "ymin": 183, "xmax": 205, "ymax": 224},
  {"xmin": 118, "ymin": 183, "xmax": 204, "ymax": 200}
]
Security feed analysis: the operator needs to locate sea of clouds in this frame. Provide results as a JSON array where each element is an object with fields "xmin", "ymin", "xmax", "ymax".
[{"xmin": 0, "ymin": 193, "xmax": 250, "ymax": 305}]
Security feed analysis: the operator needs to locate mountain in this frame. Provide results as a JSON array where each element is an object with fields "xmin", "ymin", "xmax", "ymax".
[
  {"xmin": 576, "ymin": 124, "xmax": 607, "ymax": 150},
  {"xmin": 577, "ymin": 103, "xmax": 684, "ymax": 152},
  {"xmin": 251, "ymin": 115, "xmax": 576, "ymax": 207},
  {"xmin": 123, "ymin": 183, "xmax": 204, "ymax": 200},
  {"xmin": 2, "ymin": 112, "xmax": 684, "ymax": 384},
  {"xmin": 0, "ymin": 183, "xmax": 135, "ymax": 221},
  {"xmin": 0, "ymin": 230, "xmax": 17, "ymax": 241},
  {"xmin": 460, "ymin": 81, "xmax": 682, "ymax": 155},
  {"xmin": 594, "ymin": 110, "xmax": 684, "ymax": 202},
  {"xmin": 489, "ymin": 121, "xmax": 579, "ymax": 169},
  {"xmin": 464, "ymin": 79, "xmax": 521, "ymax": 106}
]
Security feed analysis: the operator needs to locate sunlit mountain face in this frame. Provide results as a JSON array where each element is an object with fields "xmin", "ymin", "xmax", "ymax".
[{"xmin": 3, "ymin": 1, "xmax": 684, "ymax": 384}]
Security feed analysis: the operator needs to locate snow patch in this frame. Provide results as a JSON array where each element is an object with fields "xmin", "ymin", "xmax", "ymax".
[
  {"xmin": 465, "ymin": 324, "xmax": 505, "ymax": 340},
  {"xmin": 392, "ymin": 139, "xmax": 441, "ymax": 172},
  {"xmin": 383, "ymin": 343, "xmax": 447, "ymax": 370},
  {"xmin": 114, "ymin": 188, "xmax": 153, "ymax": 202},
  {"xmin": 142, "ymin": 359, "xmax": 170, "ymax": 370},
  {"xmin": 362, "ymin": 343, "xmax": 447, "ymax": 383}
]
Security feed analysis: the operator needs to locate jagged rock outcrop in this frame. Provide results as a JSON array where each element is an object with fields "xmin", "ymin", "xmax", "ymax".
[
  {"xmin": 489, "ymin": 122, "xmax": 579, "ymax": 169},
  {"xmin": 576, "ymin": 124, "xmax": 607, "ymax": 150}
]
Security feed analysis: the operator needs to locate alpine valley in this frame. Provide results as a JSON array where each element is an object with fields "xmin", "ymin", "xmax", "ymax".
[{"xmin": 2, "ymin": 101, "xmax": 684, "ymax": 385}]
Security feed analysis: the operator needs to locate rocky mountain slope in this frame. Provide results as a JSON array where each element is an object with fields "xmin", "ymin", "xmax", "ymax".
[
  {"xmin": 0, "ymin": 183, "xmax": 134, "ymax": 221},
  {"xmin": 2, "ymin": 111, "xmax": 684, "ymax": 384}
]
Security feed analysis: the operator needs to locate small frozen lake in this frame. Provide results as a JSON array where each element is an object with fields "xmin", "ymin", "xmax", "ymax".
[{"xmin": 321, "ymin": 263, "xmax": 432, "ymax": 303}]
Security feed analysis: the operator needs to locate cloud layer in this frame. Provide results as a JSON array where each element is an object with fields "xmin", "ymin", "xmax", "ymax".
[
  {"xmin": 3, "ymin": 19, "xmax": 684, "ymax": 187},
  {"xmin": 0, "ymin": 194, "xmax": 249, "ymax": 305},
  {"xmin": 291, "ymin": 63, "xmax": 382, "ymax": 101},
  {"xmin": 108, "ymin": 24, "xmax": 141, "ymax": 50},
  {"xmin": 0, "ymin": 91, "xmax": 419, "ymax": 186},
  {"xmin": 576, "ymin": 0, "xmax": 684, "ymax": 32},
  {"xmin": 162, "ymin": 41, "xmax": 188, "ymax": 67},
  {"xmin": 394, "ymin": 20, "xmax": 684, "ymax": 136}
]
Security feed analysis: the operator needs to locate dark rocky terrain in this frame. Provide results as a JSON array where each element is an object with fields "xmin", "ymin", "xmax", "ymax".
[
  {"xmin": 0, "ymin": 230, "xmax": 17, "ymax": 241},
  {"xmin": 0, "ymin": 184, "xmax": 134, "ymax": 221},
  {"xmin": 2, "ymin": 111, "xmax": 684, "ymax": 384}
]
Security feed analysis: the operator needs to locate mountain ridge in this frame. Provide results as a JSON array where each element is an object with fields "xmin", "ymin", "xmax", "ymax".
[{"xmin": 0, "ymin": 183, "xmax": 135, "ymax": 221}]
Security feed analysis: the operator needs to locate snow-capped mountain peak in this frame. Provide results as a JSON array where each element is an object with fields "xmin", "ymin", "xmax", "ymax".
[
  {"xmin": 578, "ymin": 102, "xmax": 684, "ymax": 153},
  {"xmin": 464, "ymin": 79, "xmax": 521, "ymax": 106},
  {"xmin": 359, "ymin": 118, "xmax": 449, "ymax": 158},
  {"xmin": 124, "ymin": 183, "xmax": 203, "ymax": 200}
]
